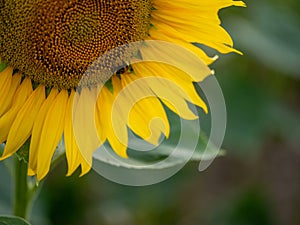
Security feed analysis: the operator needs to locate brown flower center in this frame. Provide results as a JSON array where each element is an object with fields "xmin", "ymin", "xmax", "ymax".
[{"xmin": 0, "ymin": 0, "xmax": 152, "ymax": 89}]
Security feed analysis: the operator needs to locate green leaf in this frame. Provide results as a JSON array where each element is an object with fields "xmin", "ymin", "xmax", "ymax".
[
  {"xmin": 93, "ymin": 109, "xmax": 224, "ymax": 169},
  {"xmin": 0, "ymin": 62, "xmax": 8, "ymax": 72},
  {"xmin": 0, "ymin": 144, "xmax": 3, "ymax": 156},
  {"xmin": 104, "ymin": 78, "xmax": 114, "ymax": 94},
  {"xmin": 0, "ymin": 216, "xmax": 31, "ymax": 225}
]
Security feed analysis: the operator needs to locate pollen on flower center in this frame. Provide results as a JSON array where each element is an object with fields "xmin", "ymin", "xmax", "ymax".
[{"xmin": 0, "ymin": 0, "xmax": 152, "ymax": 89}]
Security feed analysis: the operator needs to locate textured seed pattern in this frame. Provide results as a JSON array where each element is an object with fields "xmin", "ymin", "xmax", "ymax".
[{"xmin": 0, "ymin": 0, "xmax": 152, "ymax": 89}]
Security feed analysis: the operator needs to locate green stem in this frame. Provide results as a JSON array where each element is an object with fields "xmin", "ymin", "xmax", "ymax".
[
  {"xmin": 13, "ymin": 157, "xmax": 31, "ymax": 219},
  {"xmin": 12, "ymin": 140, "xmax": 41, "ymax": 220},
  {"xmin": 11, "ymin": 140, "xmax": 65, "ymax": 220}
]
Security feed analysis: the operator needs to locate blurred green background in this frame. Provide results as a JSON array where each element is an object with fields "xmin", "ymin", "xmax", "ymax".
[{"xmin": 1, "ymin": 0, "xmax": 300, "ymax": 224}]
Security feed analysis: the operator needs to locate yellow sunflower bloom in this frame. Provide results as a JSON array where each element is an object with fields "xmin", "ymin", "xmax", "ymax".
[{"xmin": 0, "ymin": 0, "xmax": 245, "ymax": 180}]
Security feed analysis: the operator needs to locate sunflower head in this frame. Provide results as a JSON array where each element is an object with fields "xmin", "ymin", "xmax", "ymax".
[{"xmin": 0, "ymin": 0, "xmax": 245, "ymax": 180}]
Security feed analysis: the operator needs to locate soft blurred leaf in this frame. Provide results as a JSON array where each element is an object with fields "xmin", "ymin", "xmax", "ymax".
[
  {"xmin": 0, "ymin": 164, "xmax": 12, "ymax": 216},
  {"xmin": 127, "ymin": 132, "xmax": 225, "ymax": 163},
  {"xmin": 0, "ymin": 216, "xmax": 31, "ymax": 225},
  {"xmin": 267, "ymin": 102, "xmax": 300, "ymax": 149},
  {"xmin": 229, "ymin": 2, "xmax": 300, "ymax": 78}
]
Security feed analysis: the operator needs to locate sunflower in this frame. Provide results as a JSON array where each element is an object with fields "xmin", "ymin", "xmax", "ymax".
[{"xmin": 0, "ymin": 0, "xmax": 245, "ymax": 180}]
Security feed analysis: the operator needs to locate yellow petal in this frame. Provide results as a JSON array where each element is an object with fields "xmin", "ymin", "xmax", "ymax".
[
  {"xmin": 132, "ymin": 62, "xmax": 208, "ymax": 113},
  {"xmin": 28, "ymin": 88, "xmax": 58, "ymax": 176},
  {"xmin": 0, "ymin": 73, "xmax": 22, "ymax": 117},
  {"xmin": 0, "ymin": 78, "xmax": 33, "ymax": 143},
  {"xmin": 1, "ymin": 86, "xmax": 45, "ymax": 160},
  {"xmin": 97, "ymin": 84, "xmax": 128, "ymax": 157},
  {"xmin": 95, "ymin": 98, "xmax": 106, "ymax": 143},
  {"xmin": 64, "ymin": 91, "xmax": 80, "ymax": 175},
  {"xmin": 132, "ymin": 63, "xmax": 198, "ymax": 120},
  {"xmin": 151, "ymin": 0, "xmax": 245, "ymax": 55},
  {"xmin": 64, "ymin": 90, "xmax": 91, "ymax": 176},
  {"xmin": 121, "ymin": 74, "xmax": 170, "ymax": 144},
  {"xmin": 0, "ymin": 67, "xmax": 13, "ymax": 115},
  {"xmin": 139, "ymin": 41, "xmax": 212, "ymax": 82},
  {"xmin": 148, "ymin": 24, "xmax": 215, "ymax": 65},
  {"xmin": 152, "ymin": 82, "xmax": 199, "ymax": 119},
  {"xmin": 72, "ymin": 87, "xmax": 100, "ymax": 170},
  {"xmin": 129, "ymin": 97, "xmax": 170, "ymax": 144},
  {"xmin": 36, "ymin": 90, "xmax": 68, "ymax": 180},
  {"xmin": 79, "ymin": 154, "xmax": 91, "ymax": 177}
]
